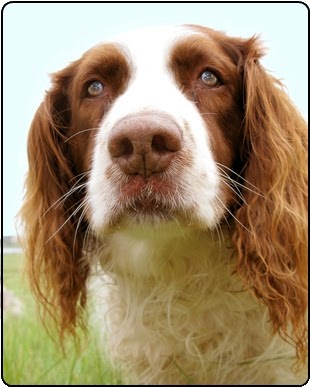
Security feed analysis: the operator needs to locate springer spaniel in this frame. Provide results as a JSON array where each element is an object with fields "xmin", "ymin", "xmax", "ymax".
[{"xmin": 21, "ymin": 25, "xmax": 307, "ymax": 384}]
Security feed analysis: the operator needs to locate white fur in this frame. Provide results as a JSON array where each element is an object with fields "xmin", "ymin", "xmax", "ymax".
[{"xmin": 90, "ymin": 224, "xmax": 305, "ymax": 384}]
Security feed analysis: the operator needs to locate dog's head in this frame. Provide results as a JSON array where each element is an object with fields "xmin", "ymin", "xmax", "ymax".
[{"xmin": 20, "ymin": 25, "xmax": 307, "ymax": 365}]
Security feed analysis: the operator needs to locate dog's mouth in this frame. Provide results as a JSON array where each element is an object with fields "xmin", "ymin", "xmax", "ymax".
[
  {"xmin": 116, "ymin": 174, "xmax": 182, "ymax": 222},
  {"xmin": 88, "ymin": 170, "xmax": 222, "ymax": 233}
]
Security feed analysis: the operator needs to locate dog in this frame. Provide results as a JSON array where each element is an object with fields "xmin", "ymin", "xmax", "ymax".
[{"xmin": 20, "ymin": 25, "xmax": 308, "ymax": 384}]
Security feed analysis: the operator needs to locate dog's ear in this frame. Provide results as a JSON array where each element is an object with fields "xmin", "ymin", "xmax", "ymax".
[
  {"xmin": 20, "ymin": 60, "xmax": 90, "ymax": 340},
  {"xmin": 231, "ymin": 36, "xmax": 308, "ymax": 368}
]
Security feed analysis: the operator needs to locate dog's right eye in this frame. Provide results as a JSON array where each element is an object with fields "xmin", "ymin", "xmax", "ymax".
[
  {"xmin": 200, "ymin": 70, "xmax": 220, "ymax": 88},
  {"xmin": 87, "ymin": 81, "xmax": 104, "ymax": 97}
]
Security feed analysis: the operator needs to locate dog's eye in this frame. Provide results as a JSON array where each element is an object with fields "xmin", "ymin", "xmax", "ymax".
[
  {"xmin": 200, "ymin": 71, "xmax": 219, "ymax": 87},
  {"xmin": 88, "ymin": 81, "xmax": 104, "ymax": 97}
]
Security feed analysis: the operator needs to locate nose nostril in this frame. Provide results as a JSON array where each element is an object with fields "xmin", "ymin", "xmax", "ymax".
[
  {"xmin": 152, "ymin": 135, "xmax": 167, "ymax": 154},
  {"xmin": 118, "ymin": 138, "xmax": 134, "ymax": 157},
  {"xmin": 152, "ymin": 133, "xmax": 181, "ymax": 154}
]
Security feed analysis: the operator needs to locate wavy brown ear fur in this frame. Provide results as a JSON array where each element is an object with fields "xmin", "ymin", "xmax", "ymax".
[
  {"xmin": 20, "ymin": 61, "xmax": 90, "ymax": 341},
  {"xmin": 232, "ymin": 39, "xmax": 308, "ymax": 368}
]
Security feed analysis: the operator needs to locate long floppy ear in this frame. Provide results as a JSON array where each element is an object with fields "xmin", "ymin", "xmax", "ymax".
[
  {"xmin": 20, "ymin": 61, "xmax": 91, "ymax": 341},
  {"xmin": 232, "ymin": 39, "xmax": 308, "ymax": 367}
]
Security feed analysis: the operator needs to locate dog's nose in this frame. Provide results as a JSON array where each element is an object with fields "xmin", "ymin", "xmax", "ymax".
[{"xmin": 108, "ymin": 112, "xmax": 182, "ymax": 178}]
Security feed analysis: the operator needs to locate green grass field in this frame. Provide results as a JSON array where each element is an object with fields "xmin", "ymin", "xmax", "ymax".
[{"xmin": 2, "ymin": 254, "xmax": 122, "ymax": 385}]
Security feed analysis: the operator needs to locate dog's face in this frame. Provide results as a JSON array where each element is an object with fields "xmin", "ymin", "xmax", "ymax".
[{"xmin": 74, "ymin": 26, "xmax": 247, "ymax": 233}]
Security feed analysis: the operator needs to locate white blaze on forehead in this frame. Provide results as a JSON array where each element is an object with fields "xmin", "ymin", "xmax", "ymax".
[
  {"xmin": 97, "ymin": 25, "xmax": 207, "ymax": 138},
  {"xmin": 109, "ymin": 25, "xmax": 200, "ymax": 54}
]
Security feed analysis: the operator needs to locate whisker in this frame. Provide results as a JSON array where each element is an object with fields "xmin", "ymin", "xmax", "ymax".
[
  {"xmin": 58, "ymin": 183, "xmax": 88, "ymax": 208},
  {"xmin": 82, "ymin": 219, "xmax": 94, "ymax": 254},
  {"xmin": 216, "ymin": 163, "xmax": 261, "ymax": 191},
  {"xmin": 218, "ymin": 174, "xmax": 247, "ymax": 205},
  {"xmin": 44, "ymin": 200, "xmax": 86, "ymax": 244},
  {"xmin": 41, "ymin": 181, "xmax": 87, "ymax": 219},
  {"xmin": 215, "ymin": 195, "xmax": 253, "ymax": 235},
  {"xmin": 62, "ymin": 197, "xmax": 85, "ymax": 217},
  {"xmin": 69, "ymin": 171, "xmax": 90, "ymax": 184},
  {"xmin": 73, "ymin": 200, "xmax": 90, "ymax": 258},
  {"xmin": 64, "ymin": 128, "xmax": 97, "ymax": 143},
  {"xmin": 41, "ymin": 171, "xmax": 90, "ymax": 219},
  {"xmin": 212, "ymin": 222, "xmax": 225, "ymax": 256},
  {"xmin": 216, "ymin": 163, "xmax": 267, "ymax": 199}
]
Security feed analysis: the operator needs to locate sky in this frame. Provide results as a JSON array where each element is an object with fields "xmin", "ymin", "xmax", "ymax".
[{"xmin": 2, "ymin": 2, "xmax": 308, "ymax": 237}]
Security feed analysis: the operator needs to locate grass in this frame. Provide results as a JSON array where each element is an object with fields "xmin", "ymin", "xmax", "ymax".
[{"xmin": 2, "ymin": 254, "xmax": 122, "ymax": 385}]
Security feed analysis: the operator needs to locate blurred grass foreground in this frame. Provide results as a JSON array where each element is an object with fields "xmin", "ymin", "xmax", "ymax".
[{"xmin": 2, "ymin": 253, "xmax": 121, "ymax": 385}]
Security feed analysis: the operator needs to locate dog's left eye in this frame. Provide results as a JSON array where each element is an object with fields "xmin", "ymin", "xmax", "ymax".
[
  {"xmin": 87, "ymin": 81, "xmax": 104, "ymax": 97},
  {"xmin": 200, "ymin": 71, "xmax": 220, "ymax": 87}
]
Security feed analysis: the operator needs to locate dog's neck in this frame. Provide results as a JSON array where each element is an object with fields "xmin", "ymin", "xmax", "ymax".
[
  {"xmin": 92, "ymin": 221, "xmax": 284, "ymax": 384},
  {"xmin": 98, "ymin": 220, "xmax": 234, "ymax": 281}
]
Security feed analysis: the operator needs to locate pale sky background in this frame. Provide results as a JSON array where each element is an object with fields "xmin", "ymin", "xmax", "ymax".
[{"xmin": 2, "ymin": 2, "xmax": 308, "ymax": 237}]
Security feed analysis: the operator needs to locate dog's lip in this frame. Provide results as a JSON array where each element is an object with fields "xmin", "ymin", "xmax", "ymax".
[
  {"xmin": 115, "ymin": 174, "xmax": 179, "ymax": 220},
  {"xmin": 118, "ymin": 174, "xmax": 176, "ymax": 202},
  {"xmin": 128, "ymin": 197, "xmax": 172, "ymax": 215}
]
